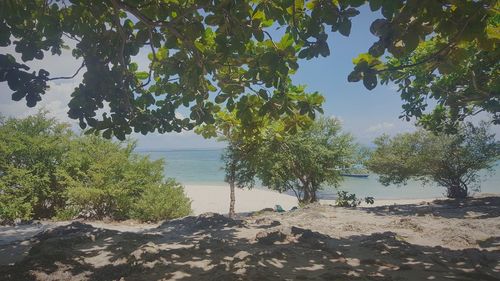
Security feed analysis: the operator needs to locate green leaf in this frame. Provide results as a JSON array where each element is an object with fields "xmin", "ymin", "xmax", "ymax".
[
  {"xmin": 338, "ymin": 20, "xmax": 352, "ymax": 37},
  {"xmin": 347, "ymin": 71, "xmax": 362, "ymax": 82},
  {"xmin": 129, "ymin": 62, "xmax": 138, "ymax": 72},
  {"xmin": 369, "ymin": 0, "xmax": 383, "ymax": 11},
  {"xmin": 214, "ymin": 94, "xmax": 227, "ymax": 104},
  {"xmin": 363, "ymin": 73, "xmax": 378, "ymax": 90},
  {"xmin": 135, "ymin": 71, "xmax": 149, "ymax": 80}
]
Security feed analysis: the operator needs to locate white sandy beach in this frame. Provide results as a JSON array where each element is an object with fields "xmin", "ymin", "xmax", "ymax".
[
  {"xmin": 183, "ymin": 184, "xmax": 299, "ymax": 215},
  {"xmin": 183, "ymin": 184, "xmax": 447, "ymax": 215}
]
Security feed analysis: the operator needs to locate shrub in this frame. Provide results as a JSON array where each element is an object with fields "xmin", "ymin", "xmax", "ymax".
[
  {"xmin": 57, "ymin": 135, "xmax": 168, "ymax": 220},
  {"xmin": 0, "ymin": 113, "xmax": 192, "ymax": 223},
  {"xmin": 0, "ymin": 112, "xmax": 72, "ymax": 223},
  {"xmin": 131, "ymin": 179, "xmax": 192, "ymax": 222},
  {"xmin": 335, "ymin": 191, "xmax": 374, "ymax": 207}
]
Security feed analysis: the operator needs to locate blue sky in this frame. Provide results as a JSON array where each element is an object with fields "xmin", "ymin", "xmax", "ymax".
[{"xmin": 0, "ymin": 5, "xmax": 496, "ymax": 149}]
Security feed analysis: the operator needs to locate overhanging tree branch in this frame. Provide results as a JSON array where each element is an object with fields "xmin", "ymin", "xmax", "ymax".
[{"xmin": 48, "ymin": 61, "xmax": 85, "ymax": 81}]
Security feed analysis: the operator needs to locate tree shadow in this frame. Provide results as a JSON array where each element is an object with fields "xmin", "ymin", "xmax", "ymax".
[
  {"xmin": 1, "ymin": 213, "xmax": 499, "ymax": 280},
  {"xmin": 361, "ymin": 196, "xmax": 500, "ymax": 219}
]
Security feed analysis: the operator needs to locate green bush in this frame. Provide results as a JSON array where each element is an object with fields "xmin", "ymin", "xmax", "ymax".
[
  {"xmin": 58, "ymin": 135, "xmax": 167, "ymax": 220},
  {"xmin": 0, "ymin": 113, "xmax": 192, "ymax": 223},
  {"xmin": 335, "ymin": 190, "xmax": 374, "ymax": 207},
  {"xmin": 131, "ymin": 179, "xmax": 192, "ymax": 222},
  {"xmin": 0, "ymin": 113, "xmax": 72, "ymax": 223}
]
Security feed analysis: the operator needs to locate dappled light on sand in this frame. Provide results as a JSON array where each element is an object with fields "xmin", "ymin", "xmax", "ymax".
[{"xmin": 1, "ymin": 197, "xmax": 499, "ymax": 280}]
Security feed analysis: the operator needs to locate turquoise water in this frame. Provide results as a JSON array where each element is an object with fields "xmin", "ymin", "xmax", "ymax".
[{"xmin": 141, "ymin": 149, "xmax": 500, "ymax": 200}]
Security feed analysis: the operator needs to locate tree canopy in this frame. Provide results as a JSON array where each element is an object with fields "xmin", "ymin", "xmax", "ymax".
[
  {"xmin": 1, "ymin": 0, "xmax": 498, "ymax": 138},
  {"xmin": 366, "ymin": 123, "xmax": 500, "ymax": 198},
  {"xmin": 257, "ymin": 117, "xmax": 356, "ymax": 204}
]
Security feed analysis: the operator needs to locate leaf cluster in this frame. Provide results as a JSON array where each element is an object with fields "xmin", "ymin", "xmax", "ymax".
[{"xmin": 3, "ymin": 1, "xmax": 495, "ymax": 138}]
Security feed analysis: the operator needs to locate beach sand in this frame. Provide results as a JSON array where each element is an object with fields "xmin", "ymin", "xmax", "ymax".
[
  {"xmin": 1, "ymin": 186, "xmax": 499, "ymax": 280},
  {"xmin": 184, "ymin": 184, "xmax": 299, "ymax": 215},
  {"xmin": 183, "ymin": 184, "xmax": 444, "ymax": 215}
]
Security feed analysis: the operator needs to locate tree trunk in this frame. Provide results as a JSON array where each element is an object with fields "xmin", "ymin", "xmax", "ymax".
[
  {"xmin": 447, "ymin": 183, "xmax": 468, "ymax": 199},
  {"xmin": 301, "ymin": 184, "xmax": 318, "ymax": 204},
  {"xmin": 229, "ymin": 180, "xmax": 236, "ymax": 218}
]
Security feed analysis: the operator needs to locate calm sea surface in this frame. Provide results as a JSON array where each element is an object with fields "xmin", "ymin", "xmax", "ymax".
[{"xmin": 140, "ymin": 149, "xmax": 500, "ymax": 200}]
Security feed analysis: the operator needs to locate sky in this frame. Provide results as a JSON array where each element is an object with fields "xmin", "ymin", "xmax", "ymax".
[{"xmin": 0, "ymin": 5, "xmax": 497, "ymax": 150}]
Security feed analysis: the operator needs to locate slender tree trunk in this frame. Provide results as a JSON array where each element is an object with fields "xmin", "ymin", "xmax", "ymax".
[
  {"xmin": 229, "ymin": 180, "xmax": 235, "ymax": 218},
  {"xmin": 228, "ymin": 163, "xmax": 236, "ymax": 218}
]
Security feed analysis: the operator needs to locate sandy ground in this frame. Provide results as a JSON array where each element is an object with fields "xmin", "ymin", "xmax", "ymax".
[
  {"xmin": 0, "ymin": 193, "xmax": 499, "ymax": 280},
  {"xmin": 184, "ymin": 185, "xmax": 300, "ymax": 215},
  {"xmin": 183, "ymin": 184, "xmax": 444, "ymax": 215}
]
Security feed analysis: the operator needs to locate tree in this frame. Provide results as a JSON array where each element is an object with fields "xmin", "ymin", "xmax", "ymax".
[
  {"xmin": 196, "ymin": 110, "xmax": 267, "ymax": 217},
  {"xmin": 221, "ymin": 141, "xmax": 256, "ymax": 217},
  {"xmin": 366, "ymin": 123, "xmax": 500, "ymax": 199},
  {"xmin": 257, "ymin": 117, "xmax": 356, "ymax": 204},
  {"xmin": 1, "ymin": 1, "xmax": 496, "ymax": 138}
]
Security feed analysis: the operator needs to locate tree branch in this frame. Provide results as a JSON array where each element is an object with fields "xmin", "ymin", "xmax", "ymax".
[
  {"xmin": 48, "ymin": 61, "xmax": 85, "ymax": 81},
  {"xmin": 376, "ymin": 9, "xmax": 479, "ymax": 73},
  {"xmin": 138, "ymin": 29, "xmax": 157, "ymax": 89},
  {"xmin": 110, "ymin": 0, "xmax": 127, "ymax": 67}
]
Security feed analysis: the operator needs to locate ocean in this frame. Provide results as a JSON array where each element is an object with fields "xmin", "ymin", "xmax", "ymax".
[{"xmin": 141, "ymin": 149, "xmax": 500, "ymax": 200}]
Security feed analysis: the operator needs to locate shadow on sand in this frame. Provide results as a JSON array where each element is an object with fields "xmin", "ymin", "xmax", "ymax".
[
  {"xmin": 0, "ymin": 210, "xmax": 499, "ymax": 281},
  {"xmin": 360, "ymin": 196, "xmax": 500, "ymax": 219}
]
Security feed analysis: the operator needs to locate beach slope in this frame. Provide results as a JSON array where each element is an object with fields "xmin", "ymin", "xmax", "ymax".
[{"xmin": 1, "ymin": 195, "xmax": 499, "ymax": 280}]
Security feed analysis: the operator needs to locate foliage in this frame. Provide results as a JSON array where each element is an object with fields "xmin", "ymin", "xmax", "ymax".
[
  {"xmin": 0, "ymin": 112, "xmax": 73, "ymax": 223},
  {"xmin": 380, "ymin": 38, "xmax": 499, "ymax": 133},
  {"xmin": 335, "ymin": 190, "xmax": 374, "ymax": 207},
  {"xmin": 58, "ymin": 135, "xmax": 169, "ymax": 220},
  {"xmin": 366, "ymin": 123, "xmax": 500, "ymax": 198},
  {"xmin": 348, "ymin": 1, "xmax": 499, "ymax": 130},
  {"xmin": 131, "ymin": 179, "xmax": 192, "ymax": 222},
  {"xmin": 1, "ymin": 1, "xmax": 496, "ymax": 137},
  {"xmin": 196, "ymin": 105, "xmax": 318, "ymax": 215},
  {"xmin": 222, "ymin": 141, "xmax": 257, "ymax": 189},
  {"xmin": 257, "ymin": 117, "xmax": 357, "ymax": 204},
  {"xmin": 196, "ymin": 110, "xmax": 266, "ymax": 217},
  {"xmin": 0, "ymin": 113, "xmax": 191, "ymax": 223}
]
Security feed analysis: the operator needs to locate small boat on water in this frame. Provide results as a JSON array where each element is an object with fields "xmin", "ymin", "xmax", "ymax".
[{"xmin": 341, "ymin": 173, "xmax": 369, "ymax": 178}]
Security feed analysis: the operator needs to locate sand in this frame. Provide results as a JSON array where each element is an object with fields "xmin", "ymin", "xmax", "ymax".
[
  {"xmin": 184, "ymin": 184, "xmax": 300, "ymax": 215},
  {"xmin": 183, "ymin": 184, "xmax": 444, "ymax": 215},
  {"xmin": 1, "ymin": 187, "xmax": 499, "ymax": 280}
]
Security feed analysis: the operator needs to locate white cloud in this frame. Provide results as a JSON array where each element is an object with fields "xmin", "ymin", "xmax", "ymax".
[{"xmin": 0, "ymin": 81, "xmax": 77, "ymax": 124}]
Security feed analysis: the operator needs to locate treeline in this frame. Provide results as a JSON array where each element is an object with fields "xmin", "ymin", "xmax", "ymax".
[
  {"xmin": 0, "ymin": 113, "xmax": 191, "ymax": 224},
  {"xmin": 197, "ymin": 111, "xmax": 499, "ymax": 217},
  {"xmin": 1, "ymin": 112, "xmax": 498, "ymax": 223}
]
